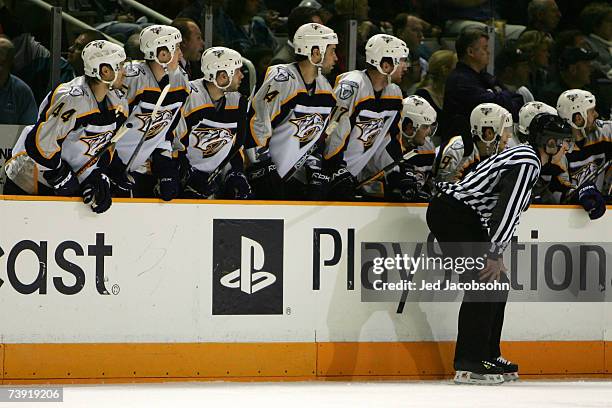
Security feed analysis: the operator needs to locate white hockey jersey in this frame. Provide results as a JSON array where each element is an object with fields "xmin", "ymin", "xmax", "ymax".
[
  {"xmin": 114, "ymin": 61, "xmax": 190, "ymax": 174},
  {"xmin": 175, "ymin": 80, "xmax": 247, "ymax": 173},
  {"xmin": 434, "ymin": 135, "xmax": 480, "ymax": 183},
  {"xmin": 246, "ymin": 63, "xmax": 336, "ymax": 178},
  {"xmin": 5, "ymin": 76, "xmax": 128, "ymax": 194},
  {"xmin": 323, "ymin": 70, "xmax": 403, "ymax": 176}
]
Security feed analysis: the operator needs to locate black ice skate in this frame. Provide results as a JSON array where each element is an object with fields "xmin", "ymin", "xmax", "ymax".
[
  {"xmin": 495, "ymin": 356, "xmax": 519, "ymax": 381},
  {"xmin": 453, "ymin": 360, "xmax": 504, "ymax": 385}
]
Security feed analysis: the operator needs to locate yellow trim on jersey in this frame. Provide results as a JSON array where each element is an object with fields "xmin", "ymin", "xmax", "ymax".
[
  {"xmin": 184, "ymin": 103, "xmax": 215, "ymax": 118},
  {"xmin": 43, "ymin": 87, "xmax": 63, "ymax": 121},
  {"xmin": 380, "ymin": 95, "xmax": 403, "ymax": 100},
  {"xmin": 225, "ymin": 105, "xmax": 239, "ymax": 110},
  {"xmin": 77, "ymin": 109, "xmax": 101, "ymax": 119}
]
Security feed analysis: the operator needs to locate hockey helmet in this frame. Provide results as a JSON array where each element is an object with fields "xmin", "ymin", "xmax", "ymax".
[
  {"xmin": 201, "ymin": 46, "xmax": 243, "ymax": 90},
  {"xmin": 556, "ymin": 89, "xmax": 596, "ymax": 131},
  {"xmin": 293, "ymin": 23, "xmax": 338, "ymax": 67},
  {"xmin": 365, "ymin": 34, "xmax": 409, "ymax": 76},
  {"xmin": 139, "ymin": 25, "xmax": 182, "ymax": 68},
  {"xmin": 401, "ymin": 95, "xmax": 437, "ymax": 141},
  {"xmin": 517, "ymin": 101, "xmax": 557, "ymax": 136},
  {"xmin": 82, "ymin": 40, "xmax": 126, "ymax": 89},
  {"xmin": 528, "ymin": 113, "xmax": 575, "ymax": 154}
]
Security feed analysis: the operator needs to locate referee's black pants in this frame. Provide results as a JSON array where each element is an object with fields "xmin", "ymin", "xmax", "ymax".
[{"xmin": 426, "ymin": 193, "xmax": 509, "ymax": 366}]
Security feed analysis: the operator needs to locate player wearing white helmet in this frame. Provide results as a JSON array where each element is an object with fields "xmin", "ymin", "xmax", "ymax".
[
  {"xmin": 4, "ymin": 40, "xmax": 128, "ymax": 214},
  {"xmin": 556, "ymin": 89, "xmax": 611, "ymax": 216},
  {"xmin": 245, "ymin": 23, "xmax": 338, "ymax": 200},
  {"xmin": 516, "ymin": 101, "xmax": 557, "ymax": 142},
  {"xmin": 435, "ymin": 103, "xmax": 512, "ymax": 183},
  {"xmin": 323, "ymin": 34, "xmax": 409, "ymax": 200},
  {"xmin": 112, "ymin": 24, "xmax": 190, "ymax": 201},
  {"xmin": 174, "ymin": 46, "xmax": 252, "ymax": 199}
]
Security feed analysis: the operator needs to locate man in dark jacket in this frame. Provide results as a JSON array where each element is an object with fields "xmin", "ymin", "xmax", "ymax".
[{"xmin": 442, "ymin": 28, "xmax": 524, "ymax": 143}]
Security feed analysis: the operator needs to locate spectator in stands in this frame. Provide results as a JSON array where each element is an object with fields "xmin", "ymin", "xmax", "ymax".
[
  {"xmin": 124, "ymin": 33, "xmax": 144, "ymax": 60},
  {"xmin": 214, "ymin": 0, "xmax": 278, "ymax": 54},
  {"xmin": 415, "ymin": 50, "xmax": 457, "ymax": 145},
  {"xmin": 439, "ymin": 0, "xmax": 496, "ymax": 36},
  {"xmin": 393, "ymin": 13, "xmax": 429, "ymax": 74},
  {"xmin": 298, "ymin": 0, "xmax": 333, "ymax": 24},
  {"xmin": 398, "ymin": 50, "xmax": 422, "ymax": 96},
  {"xmin": 67, "ymin": 30, "xmax": 106, "ymax": 77},
  {"xmin": 172, "ymin": 18, "xmax": 205, "ymax": 80},
  {"xmin": 270, "ymin": 6, "xmax": 322, "ymax": 66},
  {"xmin": 441, "ymin": 28, "xmax": 523, "ymax": 143},
  {"xmin": 580, "ymin": 3, "xmax": 612, "ymax": 79},
  {"xmin": 517, "ymin": 30, "xmax": 554, "ymax": 97},
  {"xmin": 539, "ymin": 47, "xmax": 597, "ymax": 108},
  {"xmin": 495, "ymin": 45, "xmax": 534, "ymax": 104},
  {"xmin": 526, "ymin": 0, "xmax": 561, "ymax": 36},
  {"xmin": 0, "ymin": 36, "xmax": 36, "ymax": 125}
]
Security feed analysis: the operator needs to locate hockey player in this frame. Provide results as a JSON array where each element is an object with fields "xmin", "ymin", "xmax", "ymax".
[
  {"xmin": 323, "ymin": 34, "xmax": 408, "ymax": 201},
  {"xmin": 245, "ymin": 23, "xmax": 338, "ymax": 200},
  {"xmin": 427, "ymin": 113, "xmax": 574, "ymax": 384},
  {"xmin": 556, "ymin": 89, "xmax": 610, "ymax": 218},
  {"xmin": 434, "ymin": 103, "xmax": 512, "ymax": 183},
  {"xmin": 175, "ymin": 46, "xmax": 252, "ymax": 199},
  {"xmin": 360, "ymin": 95, "xmax": 437, "ymax": 201},
  {"xmin": 516, "ymin": 101, "xmax": 572, "ymax": 204},
  {"xmin": 113, "ymin": 24, "xmax": 190, "ymax": 200},
  {"xmin": 4, "ymin": 40, "xmax": 128, "ymax": 214}
]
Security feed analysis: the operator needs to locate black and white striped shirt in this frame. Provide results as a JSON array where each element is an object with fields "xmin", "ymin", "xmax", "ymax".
[{"xmin": 438, "ymin": 145, "xmax": 542, "ymax": 257}]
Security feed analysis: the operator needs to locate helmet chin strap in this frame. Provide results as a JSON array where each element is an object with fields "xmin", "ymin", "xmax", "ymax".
[{"xmin": 213, "ymin": 70, "xmax": 233, "ymax": 91}]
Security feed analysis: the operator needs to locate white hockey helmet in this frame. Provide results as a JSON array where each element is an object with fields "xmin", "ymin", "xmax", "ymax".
[
  {"xmin": 556, "ymin": 89, "xmax": 596, "ymax": 130},
  {"xmin": 293, "ymin": 23, "xmax": 338, "ymax": 67},
  {"xmin": 139, "ymin": 25, "xmax": 182, "ymax": 68},
  {"xmin": 201, "ymin": 46, "xmax": 243, "ymax": 90},
  {"xmin": 470, "ymin": 103, "xmax": 513, "ymax": 153},
  {"xmin": 518, "ymin": 101, "xmax": 557, "ymax": 135},
  {"xmin": 401, "ymin": 95, "xmax": 437, "ymax": 140},
  {"xmin": 365, "ymin": 34, "xmax": 409, "ymax": 76},
  {"xmin": 82, "ymin": 40, "xmax": 126, "ymax": 89}
]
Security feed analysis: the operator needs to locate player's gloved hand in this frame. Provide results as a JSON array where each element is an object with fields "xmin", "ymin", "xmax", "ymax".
[
  {"xmin": 328, "ymin": 165, "xmax": 355, "ymax": 201},
  {"xmin": 246, "ymin": 158, "xmax": 284, "ymax": 199},
  {"xmin": 224, "ymin": 169, "xmax": 253, "ymax": 199},
  {"xmin": 185, "ymin": 167, "xmax": 219, "ymax": 198},
  {"xmin": 578, "ymin": 183, "xmax": 606, "ymax": 220},
  {"xmin": 43, "ymin": 161, "xmax": 80, "ymax": 196},
  {"xmin": 151, "ymin": 150, "xmax": 179, "ymax": 201},
  {"xmin": 305, "ymin": 155, "xmax": 329, "ymax": 201},
  {"xmin": 106, "ymin": 159, "xmax": 134, "ymax": 197},
  {"xmin": 81, "ymin": 169, "xmax": 112, "ymax": 214}
]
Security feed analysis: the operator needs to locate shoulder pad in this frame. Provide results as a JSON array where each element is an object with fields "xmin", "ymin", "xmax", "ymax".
[{"xmin": 337, "ymin": 80, "xmax": 360, "ymax": 100}]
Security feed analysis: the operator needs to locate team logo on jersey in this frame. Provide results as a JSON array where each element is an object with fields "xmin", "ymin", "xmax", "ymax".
[
  {"xmin": 356, "ymin": 118, "xmax": 384, "ymax": 151},
  {"xmin": 289, "ymin": 113, "xmax": 326, "ymax": 148},
  {"xmin": 338, "ymin": 80, "xmax": 359, "ymax": 100},
  {"xmin": 192, "ymin": 127, "xmax": 234, "ymax": 158},
  {"xmin": 135, "ymin": 109, "xmax": 175, "ymax": 140},
  {"xmin": 273, "ymin": 67, "xmax": 295, "ymax": 82},
  {"xmin": 572, "ymin": 161, "xmax": 601, "ymax": 187},
  {"xmin": 79, "ymin": 130, "xmax": 114, "ymax": 157}
]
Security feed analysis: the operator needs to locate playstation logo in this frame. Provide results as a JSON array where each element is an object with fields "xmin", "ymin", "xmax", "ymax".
[
  {"xmin": 220, "ymin": 237, "xmax": 276, "ymax": 294},
  {"xmin": 212, "ymin": 219, "xmax": 284, "ymax": 315}
]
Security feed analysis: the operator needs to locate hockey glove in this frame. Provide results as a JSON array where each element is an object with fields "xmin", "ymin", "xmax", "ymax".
[
  {"xmin": 43, "ymin": 161, "xmax": 80, "ymax": 196},
  {"xmin": 151, "ymin": 150, "xmax": 179, "ymax": 201},
  {"xmin": 387, "ymin": 169, "xmax": 430, "ymax": 202},
  {"xmin": 184, "ymin": 167, "xmax": 219, "ymax": 198},
  {"xmin": 224, "ymin": 169, "xmax": 253, "ymax": 199},
  {"xmin": 106, "ymin": 157, "xmax": 134, "ymax": 197},
  {"xmin": 328, "ymin": 166, "xmax": 356, "ymax": 201},
  {"xmin": 246, "ymin": 159, "xmax": 284, "ymax": 199},
  {"xmin": 578, "ymin": 184, "xmax": 606, "ymax": 220},
  {"xmin": 81, "ymin": 169, "xmax": 112, "ymax": 214}
]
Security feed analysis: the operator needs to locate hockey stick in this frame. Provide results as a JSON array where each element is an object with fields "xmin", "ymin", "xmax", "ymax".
[
  {"xmin": 282, "ymin": 105, "xmax": 349, "ymax": 182},
  {"xmin": 124, "ymin": 84, "xmax": 171, "ymax": 175},
  {"xmin": 76, "ymin": 122, "xmax": 133, "ymax": 177},
  {"xmin": 563, "ymin": 159, "xmax": 611, "ymax": 203},
  {"xmin": 356, "ymin": 148, "xmax": 419, "ymax": 189}
]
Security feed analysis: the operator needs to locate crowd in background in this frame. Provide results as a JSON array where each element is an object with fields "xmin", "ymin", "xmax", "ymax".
[{"xmin": 0, "ymin": 0, "xmax": 610, "ymax": 205}]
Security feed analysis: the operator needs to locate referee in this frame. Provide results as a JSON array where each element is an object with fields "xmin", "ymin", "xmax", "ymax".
[{"xmin": 426, "ymin": 112, "xmax": 574, "ymax": 385}]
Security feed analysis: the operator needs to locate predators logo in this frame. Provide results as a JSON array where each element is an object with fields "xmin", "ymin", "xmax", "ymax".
[
  {"xmin": 193, "ymin": 127, "xmax": 234, "ymax": 158},
  {"xmin": 79, "ymin": 130, "xmax": 114, "ymax": 157},
  {"xmin": 356, "ymin": 118, "xmax": 384, "ymax": 152},
  {"xmin": 135, "ymin": 109, "xmax": 175, "ymax": 140},
  {"xmin": 289, "ymin": 113, "xmax": 325, "ymax": 148}
]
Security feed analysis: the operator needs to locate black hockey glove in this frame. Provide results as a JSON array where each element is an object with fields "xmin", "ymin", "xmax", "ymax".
[
  {"xmin": 328, "ymin": 166, "xmax": 355, "ymax": 201},
  {"xmin": 246, "ymin": 158, "xmax": 284, "ymax": 199},
  {"xmin": 106, "ymin": 156, "xmax": 134, "ymax": 197},
  {"xmin": 224, "ymin": 169, "xmax": 253, "ymax": 199},
  {"xmin": 578, "ymin": 183, "xmax": 606, "ymax": 220},
  {"xmin": 81, "ymin": 169, "xmax": 112, "ymax": 214},
  {"xmin": 387, "ymin": 169, "xmax": 430, "ymax": 202},
  {"xmin": 151, "ymin": 150, "xmax": 179, "ymax": 201},
  {"xmin": 305, "ymin": 156, "xmax": 330, "ymax": 201},
  {"xmin": 184, "ymin": 167, "xmax": 219, "ymax": 198},
  {"xmin": 43, "ymin": 161, "xmax": 80, "ymax": 196}
]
